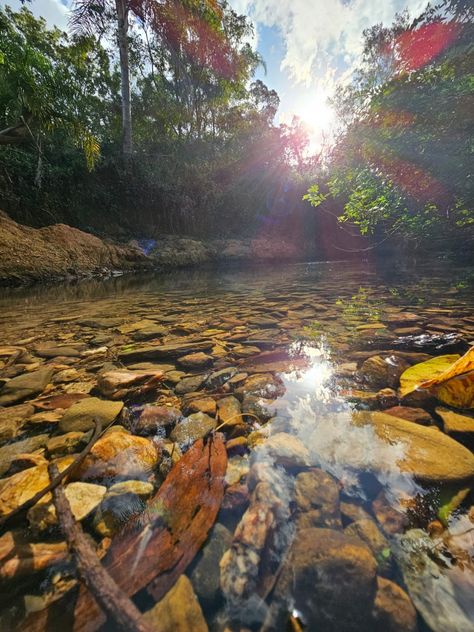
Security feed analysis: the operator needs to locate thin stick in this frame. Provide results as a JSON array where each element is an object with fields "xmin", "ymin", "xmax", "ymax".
[{"xmin": 49, "ymin": 463, "xmax": 153, "ymax": 632}]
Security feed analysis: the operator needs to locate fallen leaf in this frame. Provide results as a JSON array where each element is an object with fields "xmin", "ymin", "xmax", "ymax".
[{"xmin": 399, "ymin": 354, "xmax": 460, "ymax": 397}]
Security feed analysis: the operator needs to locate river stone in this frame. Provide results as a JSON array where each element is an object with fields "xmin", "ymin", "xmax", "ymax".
[
  {"xmin": 217, "ymin": 396, "xmax": 241, "ymax": 427},
  {"xmin": 35, "ymin": 344, "xmax": 86, "ymax": 358},
  {"xmin": 93, "ymin": 480, "xmax": 153, "ymax": 536},
  {"xmin": 358, "ymin": 355, "xmax": 410, "ymax": 389},
  {"xmin": 0, "ymin": 434, "xmax": 50, "ymax": 476},
  {"xmin": 436, "ymin": 407, "xmax": 474, "ymax": 435},
  {"xmin": 345, "ymin": 518, "xmax": 391, "ymax": 574},
  {"xmin": 236, "ymin": 373, "xmax": 285, "ymax": 399},
  {"xmin": 384, "ymin": 405, "xmax": 433, "ymax": 425},
  {"xmin": 27, "ymin": 481, "xmax": 106, "ymax": 532},
  {"xmin": 274, "ymin": 527, "xmax": 377, "ymax": 632},
  {"xmin": 0, "ymin": 403, "xmax": 34, "ymax": 444},
  {"xmin": 175, "ymin": 374, "xmax": 208, "ymax": 395},
  {"xmin": 118, "ymin": 340, "xmax": 214, "ymax": 362},
  {"xmin": 205, "ymin": 367, "xmax": 237, "ymax": 389},
  {"xmin": 0, "ymin": 367, "xmax": 54, "ymax": 406},
  {"xmin": 46, "ymin": 431, "xmax": 88, "ymax": 456},
  {"xmin": 0, "ymin": 456, "xmax": 74, "ymax": 518},
  {"xmin": 170, "ymin": 412, "xmax": 216, "ymax": 447},
  {"xmin": 372, "ymin": 577, "xmax": 417, "ymax": 632},
  {"xmin": 352, "ymin": 411, "xmax": 474, "ymax": 483},
  {"xmin": 184, "ymin": 396, "xmax": 217, "ymax": 416},
  {"xmin": 59, "ymin": 397, "xmax": 124, "ymax": 432},
  {"xmin": 74, "ymin": 432, "xmax": 160, "ymax": 481},
  {"xmin": 0, "ymin": 530, "xmax": 68, "ymax": 582},
  {"xmin": 132, "ymin": 405, "xmax": 181, "ymax": 436},
  {"xmin": 143, "ymin": 575, "xmax": 208, "ymax": 632},
  {"xmin": 295, "ymin": 468, "xmax": 341, "ymax": 530},
  {"xmin": 97, "ymin": 369, "xmax": 164, "ymax": 399},
  {"xmin": 257, "ymin": 432, "xmax": 309, "ymax": 469},
  {"xmin": 189, "ymin": 522, "xmax": 232, "ymax": 608},
  {"xmin": 177, "ymin": 352, "xmax": 213, "ymax": 369},
  {"xmin": 393, "ymin": 529, "xmax": 474, "ymax": 632}
]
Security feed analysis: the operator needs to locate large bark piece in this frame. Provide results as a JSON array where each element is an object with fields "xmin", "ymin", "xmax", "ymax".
[{"xmin": 20, "ymin": 434, "xmax": 227, "ymax": 632}]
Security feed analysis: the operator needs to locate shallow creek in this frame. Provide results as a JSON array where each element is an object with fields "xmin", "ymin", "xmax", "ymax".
[{"xmin": 0, "ymin": 260, "xmax": 473, "ymax": 631}]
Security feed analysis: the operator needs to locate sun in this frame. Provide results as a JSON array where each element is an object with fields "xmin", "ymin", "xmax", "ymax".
[{"xmin": 292, "ymin": 91, "xmax": 336, "ymax": 149}]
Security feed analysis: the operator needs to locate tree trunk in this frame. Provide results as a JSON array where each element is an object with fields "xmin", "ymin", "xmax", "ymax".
[{"xmin": 115, "ymin": 0, "xmax": 132, "ymax": 159}]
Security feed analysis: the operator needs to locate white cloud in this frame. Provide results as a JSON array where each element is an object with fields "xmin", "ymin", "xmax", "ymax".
[
  {"xmin": 4, "ymin": 0, "xmax": 69, "ymax": 30},
  {"xmin": 232, "ymin": 0, "xmax": 428, "ymax": 88}
]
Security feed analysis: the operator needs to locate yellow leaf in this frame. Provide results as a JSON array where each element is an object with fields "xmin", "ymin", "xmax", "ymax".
[
  {"xmin": 399, "ymin": 354, "xmax": 460, "ymax": 397},
  {"xmin": 436, "ymin": 372, "xmax": 474, "ymax": 409},
  {"xmin": 417, "ymin": 347, "xmax": 474, "ymax": 389}
]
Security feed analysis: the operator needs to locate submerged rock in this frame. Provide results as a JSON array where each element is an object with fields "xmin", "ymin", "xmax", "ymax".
[
  {"xmin": 436, "ymin": 407, "xmax": 474, "ymax": 435},
  {"xmin": 0, "ymin": 403, "xmax": 35, "ymax": 444},
  {"xmin": 358, "ymin": 354, "xmax": 410, "ymax": 389},
  {"xmin": 0, "ymin": 530, "xmax": 68, "ymax": 582},
  {"xmin": 294, "ymin": 468, "xmax": 341, "ymax": 530},
  {"xmin": 345, "ymin": 518, "xmax": 391, "ymax": 574},
  {"xmin": 142, "ymin": 575, "xmax": 208, "ymax": 632},
  {"xmin": 170, "ymin": 413, "xmax": 216, "ymax": 447},
  {"xmin": 0, "ymin": 367, "xmax": 54, "ymax": 406},
  {"xmin": 132, "ymin": 405, "xmax": 181, "ymax": 436},
  {"xmin": 58, "ymin": 397, "xmax": 124, "ymax": 432},
  {"xmin": 0, "ymin": 433, "xmax": 49, "ymax": 476},
  {"xmin": 372, "ymin": 576, "xmax": 418, "ymax": 632}
]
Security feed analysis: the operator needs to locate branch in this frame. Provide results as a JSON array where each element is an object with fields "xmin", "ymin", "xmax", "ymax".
[{"xmin": 49, "ymin": 462, "xmax": 153, "ymax": 632}]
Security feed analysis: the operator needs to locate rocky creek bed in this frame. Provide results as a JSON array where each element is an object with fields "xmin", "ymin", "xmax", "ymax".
[{"xmin": 0, "ymin": 260, "xmax": 473, "ymax": 631}]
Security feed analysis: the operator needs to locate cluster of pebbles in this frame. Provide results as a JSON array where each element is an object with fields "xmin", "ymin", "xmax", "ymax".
[{"xmin": 0, "ymin": 268, "xmax": 473, "ymax": 631}]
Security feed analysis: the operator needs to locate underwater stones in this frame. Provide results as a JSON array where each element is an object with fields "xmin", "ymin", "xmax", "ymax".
[
  {"xmin": 0, "ymin": 403, "xmax": 35, "ymax": 444},
  {"xmin": 189, "ymin": 522, "xmax": 232, "ymax": 608},
  {"xmin": 236, "ymin": 373, "xmax": 285, "ymax": 399},
  {"xmin": 118, "ymin": 340, "xmax": 214, "ymax": 362},
  {"xmin": 205, "ymin": 367, "xmax": 237, "ymax": 389},
  {"xmin": 58, "ymin": 397, "xmax": 124, "ymax": 433},
  {"xmin": 74, "ymin": 432, "xmax": 160, "ymax": 481},
  {"xmin": 184, "ymin": 396, "xmax": 217, "ymax": 416},
  {"xmin": 92, "ymin": 480, "xmax": 153, "ymax": 536},
  {"xmin": 257, "ymin": 433, "xmax": 309, "ymax": 469},
  {"xmin": 372, "ymin": 577, "xmax": 417, "ymax": 632},
  {"xmin": 345, "ymin": 519, "xmax": 391, "ymax": 574},
  {"xmin": 0, "ymin": 433, "xmax": 49, "ymax": 476},
  {"xmin": 175, "ymin": 374, "xmax": 208, "ymax": 395},
  {"xmin": 0, "ymin": 531, "xmax": 68, "ymax": 582},
  {"xmin": 275, "ymin": 528, "xmax": 377, "ymax": 632},
  {"xmin": 372, "ymin": 491, "xmax": 407, "ymax": 535},
  {"xmin": 0, "ymin": 367, "xmax": 54, "ymax": 406},
  {"xmin": 97, "ymin": 369, "xmax": 164, "ymax": 399},
  {"xmin": 358, "ymin": 354, "xmax": 410, "ymax": 389},
  {"xmin": 132, "ymin": 405, "xmax": 181, "ymax": 436},
  {"xmin": 352, "ymin": 411, "xmax": 474, "ymax": 483},
  {"xmin": 0, "ymin": 457, "xmax": 74, "ymax": 518},
  {"xmin": 143, "ymin": 575, "xmax": 208, "ymax": 632},
  {"xmin": 217, "ymin": 396, "xmax": 241, "ymax": 427},
  {"xmin": 384, "ymin": 405, "xmax": 433, "ymax": 425},
  {"xmin": 27, "ymin": 482, "xmax": 106, "ymax": 532},
  {"xmin": 294, "ymin": 468, "xmax": 341, "ymax": 530},
  {"xmin": 436, "ymin": 407, "xmax": 474, "ymax": 435},
  {"xmin": 393, "ymin": 529, "xmax": 474, "ymax": 632},
  {"xmin": 35, "ymin": 344, "xmax": 86, "ymax": 358},
  {"xmin": 46, "ymin": 431, "xmax": 88, "ymax": 457},
  {"xmin": 177, "ymin": 352, "xmax": 214, "ymax": 370},
  {"xmin": 391, "ymin": 332, "xmax": 468, "ymax": 354},
  {"xmin": 170, "ymin": 413, "xmax": 216, "ymax": 447}
]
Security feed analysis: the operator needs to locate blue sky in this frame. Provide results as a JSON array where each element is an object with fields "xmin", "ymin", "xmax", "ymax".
[{"xmin": 4, "ymin": 0, "xmax": 429, "ymax": 144}]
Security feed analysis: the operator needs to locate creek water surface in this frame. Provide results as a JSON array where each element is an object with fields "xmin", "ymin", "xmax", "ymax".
[{"xmin": 0, "ymin": 259, "xmax": 473, "ymax": 631}]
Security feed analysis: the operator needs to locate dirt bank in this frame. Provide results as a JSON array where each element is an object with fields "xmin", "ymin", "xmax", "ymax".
[{"xmin": 0, "ymin": 212, "xmax": 151, "ymax": 285}]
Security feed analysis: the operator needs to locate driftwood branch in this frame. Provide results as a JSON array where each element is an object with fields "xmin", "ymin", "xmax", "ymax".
[{"xmin": 49, "ymin": 462, "xmax": 153, "ymax": 632}]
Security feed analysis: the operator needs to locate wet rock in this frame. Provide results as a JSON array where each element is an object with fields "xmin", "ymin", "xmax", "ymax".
[
  {"xmin": 130, "ymin": 324, "xmax": 167, "ymax": 341},
  {"xmin": 184, "ymin": 396, "xmax": 217, "ymax": 416},
  {"xmin": 256, "ymin": 433, "xmax": 309, "ymax": 469},
  {"xmin": 340, "ymin": 501, "xmax": 372, "ymax": 525},
  {"xmin": 372, "ymin": 491, "xmax": 407, "ymax": 535},
  {"xmin": 0, "ymin": 457, "xmax": 74, "ymax": 518},
  {"xmin": 35, "ymin": 344, "xmax": 86, "ymax": 358},
  {"xmin": 205, "ymin": 367, "xmax": 237, "ymax": 389},
  {"xmin": 132, "ymin": 406, "xmax": 181, "ymax": 436},
  {"xmin": 170, "ymin": 412, "xmax": 216, "ymax": 447},
  {"xmin": 225, "ymin": 455, "xmax": 249, "ymax": 485},
  {"xmin": 345, "ymin": 518, "xmax": 391, "ymax": 574},
  {"xmin": 177, "ymin": 352, "xmax": 213, "ymax": 370},
  {"xmin": 75, "ymin": 432, "xmax": 160, "ymax": 481},
  {"xmin": 274, "ymin": 528, "xmax": 377, "ymax": 632},
  {"xmin": 33, "ymin": 392, "xmax": 88, "ymax": 411},
  {"xmin": 241, "ymin": 395, "xmax": 275, "ymax": 422},
  {"xmin": 175, "ymin": 374, "xmax": 208, "ymax": 395},
  {"xmin": 6, "ymin": 452, "xmax": 48, "ymax": 474},
  {"xmin": 97, "ymin": 369, "xmax": 164, "ymax": 399},
  {"xmin": 0, "ymin": 530, "xmax": 68, "ymax": 581},
  {"xmin": 46, "ymin": 431, "xmax": 88, "ymax": 457},
  {"xmin": 393, "ymin": 529, "xmax": 474, "ymax": 632},
  {"xmin": 0, "ymin": 367, "xmax": 54, "ymax": 406},
  {"xmin": 118, "ymin": 340, "xmax": 214, "ymax": 362},
  {"xmin": 58, "ymin": 397, "xmax": 124, "ymax": 433},
  {"xmin": 384, "ymin": 405, "xmax": 433, "ymax": 425},
  {"xmin": 27, "ymin": 482, "xmax": 106, "ymax": 532},
  {"xmin": 353, "ymin": 411, "xmax": 474, "ymax": 483},
  {"xmin": 236, "ymin": 373, "xmax": 285, "ymax": 399},
  {"xmin": 372, "ymin": 576, "xmax": 418, "ymax": 632},
  {"xmin": 217, "ymin": 396, "xmax": 241, "ymax": 427},
  {"xmin": 93, "ymin": 480, "xmax": 153, "ymax": 536},
  {"xmin": 142, "ymin": 575, "xmax": 208, "ymax": 632},
  {"xmin": 358, "ymin": 355, "xmax": 410, "ymax": 389},
  {"xmin": 436, "ymin": 407, "xmax": 474, "ymax": 435},
  {"xmin": 294, "ymin": 468, "xmax": 341, "ymax": 530},
  {"xmin": 0, "ymin": 403, "xmax": 34, "ymax": 444},
  {"xmin": 385, "ymin": 312, "xmax": 421, "ymax": 326},
  {"xmin": 0, "ymin": 434, "xmax": 49, "ymax": 476},
  {"xmin": 391, "ymin": 332, "xmax": 468, "ymax": 354},
  {"xmin": 189, "ymin": 522, "xmax": 232, "ymax": 608}
]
